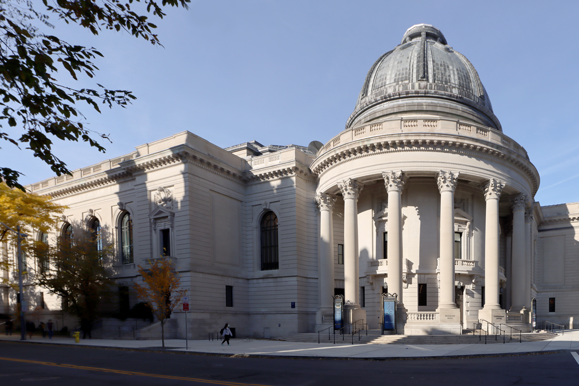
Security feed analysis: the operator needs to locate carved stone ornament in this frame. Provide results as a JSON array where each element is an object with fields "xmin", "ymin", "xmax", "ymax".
[
  {"xmin": 511, "ymin": 193, "xmax": 527, "ymax": 212},
  {"xmin": 117, "ymin": 201, "xmax": 125, "ymax": 210},
  {"xmin": 154, "ymin": 187, "xmax": 173, "ymax": 210},
  {"xmin": 382, "ymin": 171, "xmax": 406, "ymax": 193},
  {"xmin": 315, "ymin": 193, "xmax": 337, "ymax": 211},
  {"xmin": 483, "ymin": 178, "xmax": 504, "ymax": 201},
  {"xmin": 437, "ymin": 171, "xmax": 460, "ymax": 193},
  {"xmin": 525, "ymin": 208, "xmax": 534, "ymax": 223},
  {"xmin": 60, "ymin": 215, "xmax": 67, "ymax": 222},
  {"xmin": 338, "ymin": 178, "xmax": 364, "ymax": 201}
]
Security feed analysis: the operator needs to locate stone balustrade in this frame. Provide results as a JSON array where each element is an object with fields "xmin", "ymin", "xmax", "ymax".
[{"xmin": 407, "ymin": 312, "xmax": 439, "ymax": 322}]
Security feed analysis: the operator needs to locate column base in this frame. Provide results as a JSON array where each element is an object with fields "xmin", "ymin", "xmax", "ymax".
[
  {"xmin": 435, "ymin": 307, "xmax": 462, "ymax": 334},
  {"xmin": 479, "ymin": 307, "xmax": 506, "ymax": 325},
  {"xmin": 345, "ymin": 305, "xmax": 366, "ymax": 328}
]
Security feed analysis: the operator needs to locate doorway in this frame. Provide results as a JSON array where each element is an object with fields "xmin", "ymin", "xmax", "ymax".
[{"xmin": 455, "ymin": 286, "xmax": 465, "ymax": 326}]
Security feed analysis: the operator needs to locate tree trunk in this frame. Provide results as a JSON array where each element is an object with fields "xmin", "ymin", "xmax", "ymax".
[{"xmin": 161, "ymin": 319, "xmax": 165, "ymax": 348}]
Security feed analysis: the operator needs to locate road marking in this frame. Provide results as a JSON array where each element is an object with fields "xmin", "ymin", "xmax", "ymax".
[
  {"xmin": 571, "ymin": 352, "xmax": 579, "ymax": 366},
  {"xmin": 0, "ymin": 357, "xmax": 270, "ymax": 386}
]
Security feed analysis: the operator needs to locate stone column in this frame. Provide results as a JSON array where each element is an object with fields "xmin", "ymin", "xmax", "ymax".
[
  {"xmin": 316, "ymin": 193, "xmax": 337, "ymax": 327},
  {"xmin": 382, "ymin": 171, "xmax": 406, "ymax": 304},
  {"xmin": 437, "ymin": 171, "xmax": 459, "ymax": 310},
  {"xmin": 338, "ymin": 178, "xmax": 364, "ymax": 307},
  {"xmin": 525, "ymin": 208, "xmax": 533, "ymax": 312},
  {"xmin": 481, "ymin": 179, "xmax": 504, "ymax": 314},
  {"xmin": 511, "ymin": 193, "xmax": 527, "ymax": 312}
]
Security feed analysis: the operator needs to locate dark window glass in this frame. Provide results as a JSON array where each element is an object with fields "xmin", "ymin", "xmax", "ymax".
[
  {"xmin": 383, "ymin": 232, "xmax": 388, "ymax": 259},
  {"xmin": 454, "ymin": 232, "xmax": 462, "ymax": 259},
  {"xmin": 418, "ymin": 283, "xmax": 427, "ymax": 306},
  {"xmin": 160, "ymin": 229, "xmax": 171, "ymax": 256},
  {"xmin": 334, "ymin": 288, "xmax": 344, "ymax": 296},
  {"xmin": 337, "ymin": 244, "xmax": 344, "ymax": 265},
  {"xmin": 260, "ymin": 212, "xmax": 279, "ymax": 270},
  {"xmin": 121, "ymin": 212, "xmax": 134, "ymax": 264},
  {"xmin": 226, "ymin": 285, "xmax": 233, "ymax": 307},
  {"xmin": 40, "ymin": 292, "xmax": 45, "ymax": 309},
  {"xmin": 360, "ymin": 286, "xmax": 365, "ymax": 307},
  {"xmin": 549, "ymin": 298, "xmax": 555, "ymax": 312},
  {"xmin": 481, "ymin": 286, "xmax": 485, "ymax": 308}
]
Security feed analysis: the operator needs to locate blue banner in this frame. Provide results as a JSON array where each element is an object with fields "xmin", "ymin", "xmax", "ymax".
[
  {"xmin": 383, "ymin": 299, "xmax": 396, "ymax": 330},
  {"xmin": 334, "ymin": 297, "xmax": 343, "ymax": 330}
]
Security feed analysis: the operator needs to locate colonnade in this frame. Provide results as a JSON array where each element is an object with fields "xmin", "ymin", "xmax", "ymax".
[{"xmin": 316, "ymin": 171, "xmax": 533, "ymax": 325}]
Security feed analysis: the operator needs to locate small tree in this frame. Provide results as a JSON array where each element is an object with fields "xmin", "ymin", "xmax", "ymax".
[
  {"xmin": 33, "ymin": 227, "xmax": 113, "ymax": 335},
  {"xmin": 134, "ymin": 258, "xmax": 185, "ymax": 348}
]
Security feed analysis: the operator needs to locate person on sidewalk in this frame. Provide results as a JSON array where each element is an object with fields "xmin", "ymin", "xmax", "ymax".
[
  {"xmin": 221, "ymin": 323, "xmax": 232, "ymax": 345},
  {"xmin": 5, "ymin": 319, "xmax": 13, "ymax": 335},
  {"xmin": 47, "ymin": 319, "xmax": 53, "ymax": 339},
  {"xmin": 40, "ymin": 321, "xmax": 46, "ymax": 338}
]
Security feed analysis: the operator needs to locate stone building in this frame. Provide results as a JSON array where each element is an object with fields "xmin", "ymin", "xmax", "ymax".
[{"xmin": 1, "ymin": 24, "xmax": 577, "ymax": 337}]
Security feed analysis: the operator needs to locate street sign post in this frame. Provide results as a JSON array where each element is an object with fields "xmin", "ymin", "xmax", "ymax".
[{"xmin": 182, "ymin": 296, "xmax": 189, "ymax": 350}]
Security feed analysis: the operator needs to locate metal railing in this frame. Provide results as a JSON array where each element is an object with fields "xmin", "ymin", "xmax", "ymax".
[
  {"xmin": 479, "ymin": 319, "xmax": 506, "ymax": 344},
  {"xmin": 317, "ymin": 319, "xmax": 368, "ymax": 345},
  {"xmin": 499, "ymin": 324, "xmax": 522, "ymax": 343},
  {"xmin": 542, "ymin": 321, "xmax": 565, "ymax": 335}
]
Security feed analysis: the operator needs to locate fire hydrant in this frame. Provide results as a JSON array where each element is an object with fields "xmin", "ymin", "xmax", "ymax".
[{"xmin": 73, "ymin": 331, "xmax": 80, "ymax": 343}]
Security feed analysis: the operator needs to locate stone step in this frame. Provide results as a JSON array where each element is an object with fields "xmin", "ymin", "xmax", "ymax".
[{"xmin": 283, "ymin": 332, "xmax": 556, "ymax": 345}]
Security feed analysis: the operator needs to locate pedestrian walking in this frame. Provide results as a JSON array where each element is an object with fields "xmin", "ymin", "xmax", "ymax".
[
  {"xmin": 221, "ymin": 323, "xmax": 232, "ymax": 345},
  {"xmin": 40, "ymin": 321, "xmax": 46, "ymax": 338},
  {"xmin": 47, "ymin": 319, "xmax": 53, "ymax": 339}
]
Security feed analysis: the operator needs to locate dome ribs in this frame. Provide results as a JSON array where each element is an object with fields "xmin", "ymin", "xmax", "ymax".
[{"xmin": 418, "ymin": 32, "xmax": 428, "ymax": 81}]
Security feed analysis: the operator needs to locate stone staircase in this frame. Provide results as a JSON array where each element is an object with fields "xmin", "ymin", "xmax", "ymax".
[{"xmin": 283, "ymin": 329, "xmax": 557, "ymax": 345}]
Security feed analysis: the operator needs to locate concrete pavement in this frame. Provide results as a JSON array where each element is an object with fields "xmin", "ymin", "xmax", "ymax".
[{"xmin": 2, "ymin": 330, "xmax": 578, "ymax": 359}]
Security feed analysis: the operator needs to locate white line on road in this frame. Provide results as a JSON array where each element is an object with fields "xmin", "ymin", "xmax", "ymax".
[{"xmin": 571, "ymin": 352, "xmax": 579, "ymax": 366}]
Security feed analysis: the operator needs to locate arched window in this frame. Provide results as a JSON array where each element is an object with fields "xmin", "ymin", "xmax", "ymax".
[
  {"xmin": 38, "ymin": 231, "xmax": 49, "ymax": 273},
  {"xmin": 260, "ymin": 211, "xmax": 279, "ymax": 271},
  {"xmin": 120, "ymin": 212, "xmax": 133, "ymax": 264},
  {"xmin": 62, "ymin": 223, "xmax": 73, "ymax": 242},
  {"xmin": 91, "ymin": 218, "xmax": 102, "ymax": 253}
]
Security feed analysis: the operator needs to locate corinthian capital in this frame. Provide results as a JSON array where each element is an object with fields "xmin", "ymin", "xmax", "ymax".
[
  {"xmin": 511, "ymin": 193, "xmax": 528, "ymax": 212},
  {"xmin": 316, "ymin": 193, "xmax": 337, "ymax": 211},
  {"xmin": 483, "ymin": 178, "xmax": 504, "ymax": 201},
  {"xmin": 338, "ymin": 178, "xmax": 364, "ymax": 201},
  {"xmin": 382, "ymin": 171, "xmax": 406, "ymax": 193},
  {"xmin": 437, "ymin": 171, "xmax": 459, "ymax": 193},
  {"xmin": 525, "ymin": 207, "xmax": 534, "ymax": 223}
]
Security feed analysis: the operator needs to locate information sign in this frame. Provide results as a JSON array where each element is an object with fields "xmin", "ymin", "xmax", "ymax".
[
  {"xmin": 334, "ymin": 296, "xmax": 343, "ymax": 330},
  {"xmin": 383, "ymin": 299, "xmax": 396, "ymax": 330},
  {"xmin": 182, "ymin": 296, "xmax": 189, "ymax": 312}
]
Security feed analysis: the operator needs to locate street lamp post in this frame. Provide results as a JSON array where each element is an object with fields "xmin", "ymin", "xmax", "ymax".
[{"xmin": 0, "ymin": 222, "xmax": 28, "ymax": 340}]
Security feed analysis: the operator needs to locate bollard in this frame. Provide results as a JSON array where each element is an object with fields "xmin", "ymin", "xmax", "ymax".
[{"xmin": 73, "ymin": 331, "xmax": 80, "ymax": 343}]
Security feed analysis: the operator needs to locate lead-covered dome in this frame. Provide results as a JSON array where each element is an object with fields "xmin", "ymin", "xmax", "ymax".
[{"xmin": 346, "ymin": 24, "xmax": 501, "ymax": 131}]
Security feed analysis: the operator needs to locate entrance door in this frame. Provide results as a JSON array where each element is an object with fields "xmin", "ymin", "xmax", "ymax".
[{"xmin": 455, "ymin": 286, "xmax": 465, "ymax": 326}]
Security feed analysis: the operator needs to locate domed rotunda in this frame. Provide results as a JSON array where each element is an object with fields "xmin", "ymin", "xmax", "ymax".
[{"xmin": 311, "ymin": 24, "xmax": 539, "ymax": 334}]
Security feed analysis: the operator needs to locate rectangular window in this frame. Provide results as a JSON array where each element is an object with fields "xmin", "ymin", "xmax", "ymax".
[
  {"xmin": 549, "ymin": 297, "xmax": 555, "ymax": 313},
  {"xmin": 160, "ymin": 229, "xmax": 171, "ymax": 256},
  {"xmin": 360, "ymin": 286, "xmax": 365, "ymax": 307},
  {"xmin": 40, "ymin": 292, "xmax": 45, "ymax": 309},
  {"xmin": 383, "ymin": 232, "xmax": 388, "ymax": 259},
  {"xmin": 337, "ymin": 244, "xmax": 344, "ymax": 265},
  {"xmin": 418, "ymin": 283, "xmax": 427, "ymax": 306},
  {"xmin": 481, "ymin": 286, "xmax": 485, "ymax": 308},
  {"xmin": 454, "ymin": 232, "xmax": 462, "ymax": 259},
  {"xmin": 226, "ymin": 285, "xmax": 233, "ymax": 307},
  {"xmin": 334, "ymin": 288, "xmax": 344, "ymax": 296}
]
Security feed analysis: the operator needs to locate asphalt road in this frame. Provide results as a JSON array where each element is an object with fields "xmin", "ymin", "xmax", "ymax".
[{"xmin": 0, "ymin": 341, "xmax": 578, "ymax": 385}]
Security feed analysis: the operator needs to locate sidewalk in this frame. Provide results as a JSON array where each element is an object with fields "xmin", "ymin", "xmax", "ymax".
[{"xmin": 2, "ymin": 331, "xmax": 578, "ymax": 359}]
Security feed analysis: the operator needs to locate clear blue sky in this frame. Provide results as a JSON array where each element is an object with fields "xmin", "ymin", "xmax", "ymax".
[{"xmin": 5, "ymin": 0, "xmax": 579, "ymax": 206}]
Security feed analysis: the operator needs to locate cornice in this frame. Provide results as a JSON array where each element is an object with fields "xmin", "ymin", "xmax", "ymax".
[
  {"xmin": 244, "ymin": 161, "xmax": 316, "ymax": 183},
  {"xmin": 540, "ymin": 216, "xmax": 579, "ymax": 225},
  {"xmin": 311, "ymin": 134, "xmax": 540, "ymax": 194}
]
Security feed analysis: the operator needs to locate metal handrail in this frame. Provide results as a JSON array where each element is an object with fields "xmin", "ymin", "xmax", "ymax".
[
  {"xmin": 543, "ymin": 321, "xmax": 565, "ymax": 335},
  {"xmin": 499, "ymin": 323, "xmax": 522, "ymax": 343},
  {"xmin": 479, "ymin": 319, "xmax": 506, "ymax": 344},
  {"xmin": 317, "ymin": 325, "xmax": 334, "ymax": 344}
]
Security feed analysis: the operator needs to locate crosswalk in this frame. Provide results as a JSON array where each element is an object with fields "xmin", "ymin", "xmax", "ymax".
[{"xmin": 571, "ymin": 352, "xmax": 579, "ymax": 366}]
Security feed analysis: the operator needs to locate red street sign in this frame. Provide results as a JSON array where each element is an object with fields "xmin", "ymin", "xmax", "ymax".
[{"xmin": 183, "ymin": 303, "xmax": 189, "ymax": 311}]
